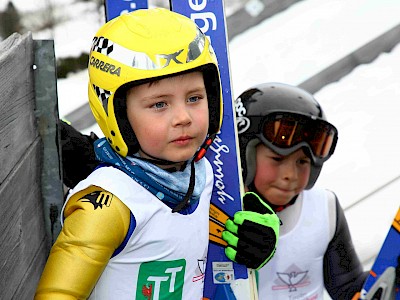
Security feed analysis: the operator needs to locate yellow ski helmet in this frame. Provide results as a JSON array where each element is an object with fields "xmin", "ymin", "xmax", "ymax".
[{"xmin": 88, "ymin": 8, "xmax": 223, "ymax": 157}]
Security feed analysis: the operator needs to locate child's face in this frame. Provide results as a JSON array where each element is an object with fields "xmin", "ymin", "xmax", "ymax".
[
  {"xmin": 126, "ymin": 71, "xmax": 209, "ymax": 168},
  {"xmin": 253, "ymin": 144, "xmax": 311, "ymax": 206}
]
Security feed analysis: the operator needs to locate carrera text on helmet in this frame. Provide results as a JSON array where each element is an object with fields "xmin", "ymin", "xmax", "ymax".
[{"xmin": 89, "ymin": 56, "xmax": 121, "ymax": 76}]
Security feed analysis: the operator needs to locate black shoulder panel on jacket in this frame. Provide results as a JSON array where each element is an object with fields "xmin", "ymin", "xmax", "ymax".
[{"xmin": 323, "ymin": 195, "xmax": 369, "ymax": 299}]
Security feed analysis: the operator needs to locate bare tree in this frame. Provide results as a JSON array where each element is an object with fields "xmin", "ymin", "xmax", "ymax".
[{"xmin": 0, "ymin": 1, "xmax": 22, "ymax": 39}]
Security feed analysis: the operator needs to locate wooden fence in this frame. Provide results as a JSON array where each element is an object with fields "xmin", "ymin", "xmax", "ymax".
[{"xmin": 0, "ymin": 32, "xmax": 64, "ymax": 299}]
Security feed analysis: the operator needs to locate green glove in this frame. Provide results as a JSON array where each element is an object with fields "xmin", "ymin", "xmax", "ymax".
[{"xmin": 222, "ymin": 192, "xmax": 280, "ymax": 270}]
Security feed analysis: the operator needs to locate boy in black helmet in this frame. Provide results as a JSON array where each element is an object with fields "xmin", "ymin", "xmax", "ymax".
[{"xmin": 235, "ymin": 82, "xmax": 368, "ymax": 299}]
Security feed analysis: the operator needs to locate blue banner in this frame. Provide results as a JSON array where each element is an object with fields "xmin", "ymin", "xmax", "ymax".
[
  {"xmin": 105, "ymin": 0, "xmax": 148, "ymax": 21},
  {"xmin": 170, "ymin": 1, "xmax": 248, "ymax": 299}
]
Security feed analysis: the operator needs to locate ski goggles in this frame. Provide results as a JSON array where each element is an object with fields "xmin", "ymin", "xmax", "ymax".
[{"xmin": 259, "ymin": 112, "xmax": 338, "ymax": 163}]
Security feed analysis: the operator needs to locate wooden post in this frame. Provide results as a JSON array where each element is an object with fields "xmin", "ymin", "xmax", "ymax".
[
  {"xmin": 0, "ymin": 32, "xmax": 48, "ymax": 299},
  {"xmin": 33, "ymin": 39, "xmax": 64, "ymax": 248}
]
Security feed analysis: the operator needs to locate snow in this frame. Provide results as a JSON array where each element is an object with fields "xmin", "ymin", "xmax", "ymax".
[
  {"xmin": 315, "ymin": 45, "xmax": 400, "ymax": 262},
  {"xmin": 228, "ymin": 0, "xmax": 400, "ymax": 270},
  {"xmin": 314, "ymin": 45, "xmax": 400, "ymax": 265},
  {"xmin": 228, "ymin": 0, "xmax": 400, "ymax": 96},
  {"xmin": 3, "ymin": 0, "xmax": 399, "ymax": 297}
]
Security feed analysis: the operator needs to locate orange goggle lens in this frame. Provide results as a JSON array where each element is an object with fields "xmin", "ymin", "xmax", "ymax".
[{"xmin": 262, "ymin": 112, "xmax": 338, "ymax": 159}]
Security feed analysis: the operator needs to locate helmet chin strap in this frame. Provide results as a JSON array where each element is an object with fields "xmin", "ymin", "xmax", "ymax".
[
  {"xmin": 172, "ymin": 134, "xmax": 215, "ymax": 212},
  {"xmin": 194, "ymin": 134, "xmax": 215, "ymax": 162}
]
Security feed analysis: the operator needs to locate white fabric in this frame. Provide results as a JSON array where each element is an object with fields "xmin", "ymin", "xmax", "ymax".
[
  {"xmin": 63, "ymin": 160, "xmax": 214, "ymax": 300},
  {"xmin": 258, "ymin": 187, "xmax": 331, "ymax": 300}
]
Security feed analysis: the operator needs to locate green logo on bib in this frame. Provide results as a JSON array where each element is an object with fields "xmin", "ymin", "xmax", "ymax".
[{"xmin": 136, "ymin": 259, "xmax": 186, "ymax": 300}]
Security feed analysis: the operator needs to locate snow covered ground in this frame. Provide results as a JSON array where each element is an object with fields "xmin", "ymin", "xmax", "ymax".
[
  {"xmin": 227, "ymin": 0, "xmax": 400, "ymax": 267},
  {"xmin": 2, "ymin": 0, "xmax": 400, "ymax": 298},
  {"xmin": 315, "ymin": 44, "xmax": 400, "ymax": 264}
]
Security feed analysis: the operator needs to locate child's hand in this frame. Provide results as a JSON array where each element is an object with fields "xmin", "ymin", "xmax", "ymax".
[{"xmin": 222, "ymin": 192, "xmax": 280, "ymax": 270}]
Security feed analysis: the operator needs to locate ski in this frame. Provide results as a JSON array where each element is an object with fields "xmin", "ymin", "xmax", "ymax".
[
  {"xmin": 169, "ymin": 1, "xmax": 257, "ymax": 299},
  {"xmin": 104, "ymin": 1, "xmax": 257, "ymax": 299},
  {"xmin": 104, "ymin": 0, "xmax": 148, "ymax": 21},
  {"xmin": 358, "ymin": 207, "xmax": 400, "ymax": 300}
]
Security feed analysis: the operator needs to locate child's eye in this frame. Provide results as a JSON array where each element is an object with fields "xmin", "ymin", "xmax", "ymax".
[
  {"xmin": 187, "ymin": 95, "xmax": 202, "ymax": 103},
  {"xmin": 152, "ymin": 102, "xmax": 167, "ymax": 109},
  {"xmin": 299, "ymin": 158, "xmax": 311, "ymax": 165},
  {"xmin": 272, "ymin": 156, "xmax": 283, "ymax": 162}
]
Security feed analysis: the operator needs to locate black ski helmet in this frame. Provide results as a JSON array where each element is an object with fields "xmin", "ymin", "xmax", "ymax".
[{"xmin": 235, "ymin": 82, "xmax": 338, "ymax": 189}]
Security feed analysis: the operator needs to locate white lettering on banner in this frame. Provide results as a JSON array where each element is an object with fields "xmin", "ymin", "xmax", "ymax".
[
  {"xmin": 119, "ymin": 0, "xmax": 136, "ymax": 15},
  {"xmin": 188, "ymin": 0, "xmax": 207, "ymax": 10},
  {"xmin": 191, "ymin": 12, "xmax": 217, "ymax": 33},
  {"xmin": 210, "ymin": 135, "xmax": 235, "ymax": 205},
  {"xmin": 187, "ymin": 0, "xmax": 217, "ymax": 37},
  {"xmin": 186, "ymin": 0, "xmax": 235, "ymax": 206}
]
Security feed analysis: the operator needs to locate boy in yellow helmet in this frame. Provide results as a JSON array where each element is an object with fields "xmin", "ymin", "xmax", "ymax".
[{"xmin": 35, "ymin": 8, "xmax": 279, "ymax": 299}]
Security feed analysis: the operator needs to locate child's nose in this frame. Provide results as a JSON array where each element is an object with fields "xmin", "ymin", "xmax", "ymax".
[
  {"xmin": 282, "ymin": 160, "xmax": 298, "ymax": 180},
  {"xmin": 173, "ymin": 104, "xmax": 192, "ymax": 126}
]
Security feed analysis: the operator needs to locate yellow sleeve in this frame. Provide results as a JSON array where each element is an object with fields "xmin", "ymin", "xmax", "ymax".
[{"xmin": 35, "ymin": 186, "xmax": 131, "ymax": 300}]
